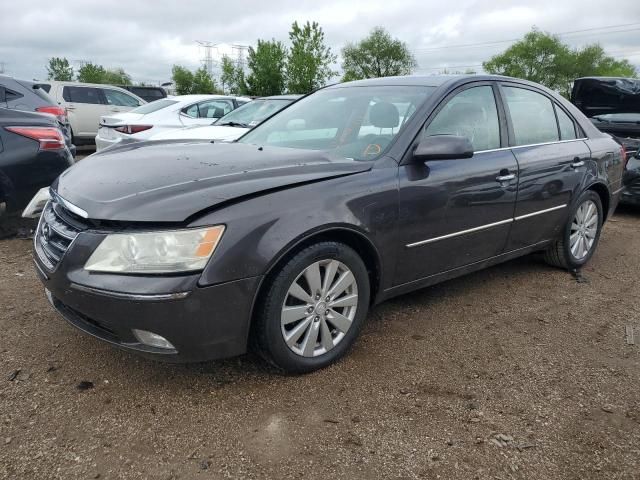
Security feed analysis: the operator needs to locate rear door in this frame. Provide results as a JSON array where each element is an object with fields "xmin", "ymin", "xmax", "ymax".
[
  {"xmin": 395, "ymin": 82, "xmax": 519, "ymax": 285},
  {"xmin": 62, "ymin": 86, "xmax": 106, "ymax": 137},
  {"xmin": 499, "ymin": 83, "xmax": 590, "ymax": 250}
]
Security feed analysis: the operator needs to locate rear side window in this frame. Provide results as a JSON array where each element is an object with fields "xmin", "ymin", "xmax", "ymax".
[
  {"xmin": 63, "ymin": 86, "xmax": 103, "ymax": 104},
  {"xmin": 555, "ymin": 105, "xmax": 577, "ymax": 140},
  {"xmin": 183, "ymin": 100, "xmax": 234, "ymax": 118},
  {"xmin": 503, "ymin": 86, "xmax": 559, "ymax": 145},
  {"xmin": 4, "ymin": 89, "xmax": 23, "ymax": 102},
  {"xmin": 103, "ymin": 89, "xmax": 141, "ymax": 107},
  {"xmin": 424, "ymin": 85, "xmax": 501, "ymax": 151}
]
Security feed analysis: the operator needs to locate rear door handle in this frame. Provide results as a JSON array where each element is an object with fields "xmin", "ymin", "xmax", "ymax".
[
  {"xmin": 496, "ymin": 173, "xmax": 516, "ymax": 182},
  {"xmin": 571, "ymin": 158, "xmax": 585, "ymax": 168}
]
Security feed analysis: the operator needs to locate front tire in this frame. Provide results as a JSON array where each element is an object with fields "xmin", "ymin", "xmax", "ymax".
[
  {"xmin": 544, "ymin": 190, "xmax": 603, "ymax": 270},
  {"xmin": 254, "ymin": 242, "xmax": 370, "ymax": 373}
]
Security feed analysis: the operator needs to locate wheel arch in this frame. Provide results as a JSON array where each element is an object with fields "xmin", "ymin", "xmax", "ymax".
[
  {"xmin": 585, "ymin": 181, "xmax": 611, "ymax": 221},
  {"xmin": 249, "ymin": 225, "xmax": 383, "ymax": 330}
]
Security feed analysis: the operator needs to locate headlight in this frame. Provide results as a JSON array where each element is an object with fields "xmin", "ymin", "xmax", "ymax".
[{"xmin": 84, "ymin": 226, "xmax": 225, "ymax": 274}]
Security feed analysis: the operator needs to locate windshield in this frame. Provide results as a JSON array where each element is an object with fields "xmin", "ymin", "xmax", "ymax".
[
  {"xmin": 215, "ymin": 98, "xmax": 294, "ymax": 127},
  {"xmin": 238, "ymin": 85, "xmax": 435, "ymax": 161},
  {"xmin": 130, "ymin": 99, "xmax": 178, "ymax": 114}
]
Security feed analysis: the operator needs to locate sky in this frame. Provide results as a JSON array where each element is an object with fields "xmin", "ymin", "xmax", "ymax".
[{"xmin": 1, "ymin": 0, "xmax": 639, "ymax": 85}]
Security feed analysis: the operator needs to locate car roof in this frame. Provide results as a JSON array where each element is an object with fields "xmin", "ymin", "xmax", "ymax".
[
  {"xmin": 574, "ymin": 76, "xmax": 638, "ymax": 81},
  {"xmin": 330, "ymin": 74, "xmax": 524, "ymax": 88},
  {"xmin": 172, "ymin": 94, "xmax": 238, "ymax": 102}
]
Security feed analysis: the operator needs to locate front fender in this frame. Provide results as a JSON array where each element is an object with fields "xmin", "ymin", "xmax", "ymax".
[{"xmin": 193, "ymin": 166, "xmax": 399, "ymax": 290}]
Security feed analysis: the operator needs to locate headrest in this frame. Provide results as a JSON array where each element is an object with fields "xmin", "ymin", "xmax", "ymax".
[
  {"xmin": 447, "ymin": 102, "xmax": 485, "ymax": 122},
  {"xmin": 369, "ymin": 102, "xmax": 400, "ymax": 129}
]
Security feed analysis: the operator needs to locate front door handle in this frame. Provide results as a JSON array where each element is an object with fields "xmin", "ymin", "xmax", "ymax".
[{"xmin": 496, "ymin": 173, "xmax": 516, "ymax": 182}]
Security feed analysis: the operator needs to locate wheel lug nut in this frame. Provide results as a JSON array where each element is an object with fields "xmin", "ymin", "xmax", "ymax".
[
  {"xmin": 315, "ymin": 294, "xmax": 321, "ymax": 300},
  {"xmin": 307, "ymin": 307, "xmax": 314, "ymax": 313},
  {"xmin": 314, "ymin": 316, "xmax": 320, "ymax": 322},
  {"xmin": 325, "ymin": 310, "xmax": 330, "ymax": 315},
  {"xmin": 325, "ymin": 296, "xmax": 330, "ymax": 302}
]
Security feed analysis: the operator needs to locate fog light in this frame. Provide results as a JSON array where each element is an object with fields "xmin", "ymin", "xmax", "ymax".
[{"xmin": 132, "ymin": 329, "xmax": 175, "ymax": 350}]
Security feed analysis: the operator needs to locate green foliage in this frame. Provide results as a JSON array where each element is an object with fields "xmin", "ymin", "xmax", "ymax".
[
  {"xmin": 76, "ymin": 63, "xmax": 132, "ymax": 85},
  {"xmin": 286, "ymin": 21, "xmax": 337, "ymax": 94},
  {"xmin": 193, "ymin": 66, "xmax": 217, "ymax": 93},
  {"xmin": 245, "ymin": 39, "xmax": 287, "ymax": 96},
  {"xmin": 103, "ymin": 67, "xmax": 132, "ymax": 85},
  {"xmin": 172, "ymin": 65, "xmax": 218, "ymax": 94},
  {"xmin": 171, "ymin": 65, "xmax": 195, "ymax": 94},
  {"xmin": 46, "ymin": 57, "xmax": 74, "ymax": 81},
  {"xmin": 483, "ymin": 29, "xmax": 637, "ymax": 97},
  {"xmin": 341, "ymin": 27, "xmax": 416, "ymax": 81},
  {"xmin": 221, "ymin": 55, "xmax": 247, "ymax": 94},
  {"xmin": 76, "ymin": 63, "xmax": 107, "ymax": 83}
]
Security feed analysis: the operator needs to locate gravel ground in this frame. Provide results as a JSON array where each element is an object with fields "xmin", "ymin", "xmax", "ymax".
[{"xmin": 0, "ymin": 206, "xmax": 639, "ymax": 480}]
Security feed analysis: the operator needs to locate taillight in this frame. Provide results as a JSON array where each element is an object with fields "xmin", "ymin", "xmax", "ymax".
[
  {"xmin": 36, "ymin": 106, "xmax": 68, "ymax": 124},
  {"xmin": 114, "ymin": 125, "xmax": 152, "ymax": 135},
  {"xmin": 621, "ymin": 145, "xmax": 628, "ymax": 169},
  {"xmin": 5, "ymin": 126, "xmax": 66, "ymax": 150}
]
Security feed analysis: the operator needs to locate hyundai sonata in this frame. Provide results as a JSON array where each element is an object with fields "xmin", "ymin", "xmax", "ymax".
[{"xmin": 32, "ymin": 75, "xmax": 625, "ymax": 373}]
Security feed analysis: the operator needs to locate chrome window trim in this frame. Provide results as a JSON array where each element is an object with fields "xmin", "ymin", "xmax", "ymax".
[
  {"xmin": 406, "ymin": 204, "xmax": 568, "ymax": 248},
  {"xmin": 474, "ymin": 137, "xmax": 589, "ymax": 155}
]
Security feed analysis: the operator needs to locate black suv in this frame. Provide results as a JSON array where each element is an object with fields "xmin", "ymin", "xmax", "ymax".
[
  {"xmin": 572, "ymin": 77, "xmax": 640, "ymax": 206},
  {"xmin": 1, "ymin": 75, "xmax": 75, "ymax": 156}
]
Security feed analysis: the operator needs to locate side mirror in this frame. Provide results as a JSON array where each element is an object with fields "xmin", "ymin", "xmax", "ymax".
[{"xmin": 412, "ymin": 135, "xmax": 474, "ymax": 162}]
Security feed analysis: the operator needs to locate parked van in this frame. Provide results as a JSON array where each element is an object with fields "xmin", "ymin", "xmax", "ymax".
[{"xmin": 38, "ymin": 81, "xmax": 145, "ymax": 145}]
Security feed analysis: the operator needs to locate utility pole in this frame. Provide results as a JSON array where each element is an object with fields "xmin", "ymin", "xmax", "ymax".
[
  {"xmin": 231, "ymin": 44, "xmax": 249, "ymax": 70},
  {"xmin": 196, "ymin": 41, "xmax": 219, "ymax": 78}
]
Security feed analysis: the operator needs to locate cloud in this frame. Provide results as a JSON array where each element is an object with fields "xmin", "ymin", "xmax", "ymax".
[{"xmin": 1, "ymin": 0, "xmax": 638, "ymax": 83}]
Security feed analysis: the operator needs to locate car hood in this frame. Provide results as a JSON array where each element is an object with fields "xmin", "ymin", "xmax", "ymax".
[
  {"xmin": 150, "ymin": 125, "xmax": 247, "ymax": 141},
  {"xmin": 54, "ymin": 141, "xmax": 372, "ymax": 222}
]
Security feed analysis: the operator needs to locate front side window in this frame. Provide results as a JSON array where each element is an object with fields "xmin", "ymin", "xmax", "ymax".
[
  {"xmin": 424, "ymin": 85, "xmax": 501, "ymax": 151},
  {"xmin": 503, "ymin": 86, "xmax": 559, "ymax": 146},
  {"xmin": 555, "ymin": 105, "xmax": 577, "ymax": 140},
  {"xmin": 239, "ymin": 85, "xmax": 435, "ymax": 161},
  {"xmin": 63, "ymin": 86, "xmax": 103, "ymax": 105},
  {"xmin": 103, "ymin": 89, "xmax": 141, "ymax": 107}
]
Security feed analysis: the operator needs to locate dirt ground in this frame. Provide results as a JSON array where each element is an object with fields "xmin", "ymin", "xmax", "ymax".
[{"xmin": 1, "ymin": 205, "xmax": 639, "ymax": 480}]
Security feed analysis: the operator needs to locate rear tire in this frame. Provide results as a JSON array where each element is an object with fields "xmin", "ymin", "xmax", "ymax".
[
  {"xmin": 254, "ymin": 241, "xmax": 370, "ymax": 374},
  {"xmin": 544, "ymin": 190, "xmax": 603, "ymax": 270}
]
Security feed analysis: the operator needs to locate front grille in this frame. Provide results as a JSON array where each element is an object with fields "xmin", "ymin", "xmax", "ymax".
[{"xmin": 34, "ymin": 201, "xmax": 86, "ymax": 270}]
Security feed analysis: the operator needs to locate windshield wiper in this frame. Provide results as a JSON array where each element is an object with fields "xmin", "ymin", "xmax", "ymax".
[{"xmin": 217, "ymin": 121, "xmax": 249, "ymax": 127}]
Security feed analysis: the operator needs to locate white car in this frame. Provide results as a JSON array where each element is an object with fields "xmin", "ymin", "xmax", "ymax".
[
  {"xmin": 147, "ymin": 95, "xmax": 301, "ymax": 143},
  {"xmin": 95, "ymin": 94, "xmax": 251, "ymax": 151},
  {"xmin": 38, "ymin": 81, "xmax": 146, "ymax": 146}
]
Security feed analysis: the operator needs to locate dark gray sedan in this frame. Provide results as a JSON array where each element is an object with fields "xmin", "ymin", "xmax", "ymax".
[{"xmin": 32, "ymin": 75, "xmax": 625, "ymax": 373}]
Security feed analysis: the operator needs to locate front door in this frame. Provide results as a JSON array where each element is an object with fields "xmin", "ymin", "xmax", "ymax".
[{"xmin": 395, "ymin": 83, "xmax": 519, "ymax": 285}]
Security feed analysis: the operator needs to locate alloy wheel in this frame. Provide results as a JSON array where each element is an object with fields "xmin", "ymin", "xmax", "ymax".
[
  {"xmin": 281, "ymin": 259, "xmax": 359, "ymax": 357},
  {"xmin": 570, "ymin": 199, "xmax": 598, "ymax": 260}
]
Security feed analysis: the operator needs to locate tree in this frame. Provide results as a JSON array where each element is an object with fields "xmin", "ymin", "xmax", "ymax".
[
  {"xmin": 46, "ymin": 57, "xmax": 74, "ymax": 81},
  {"xmin": 171, "ymin": 65, "xmax": 195, "ymax": 95},
  {"xmin": 192, "ymin": 66, "xmax": 217, "ymax": 94},
  {"xmin": 286, "ymin": 21, "xmax": 337, "ymax": 94},
  {"xmin": 77, "ymin": 63, "xmax": 107, "ymax": 83},
  {"xmin": 245, "ymin": 39, "xmax": 287, "ymax": 96},
  {"xmin": 341, "ymin": 27, "xmax": 416, "ymax": 81},
  {"xmin": 483, "ymin": 29, "xmax": 637, "ymax": 97},
  {"xmin": 103, "ymin": 68, "xmax": 132, "ymax": 85},
  {"xmin": 220, "ymin": 55, "xmax": 246, "ymax": 94}
]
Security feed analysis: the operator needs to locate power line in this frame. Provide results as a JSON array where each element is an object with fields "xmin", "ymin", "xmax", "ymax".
[{"xmin": 411, "ymin": 23, "xmax": 640, "ymax": 53}]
